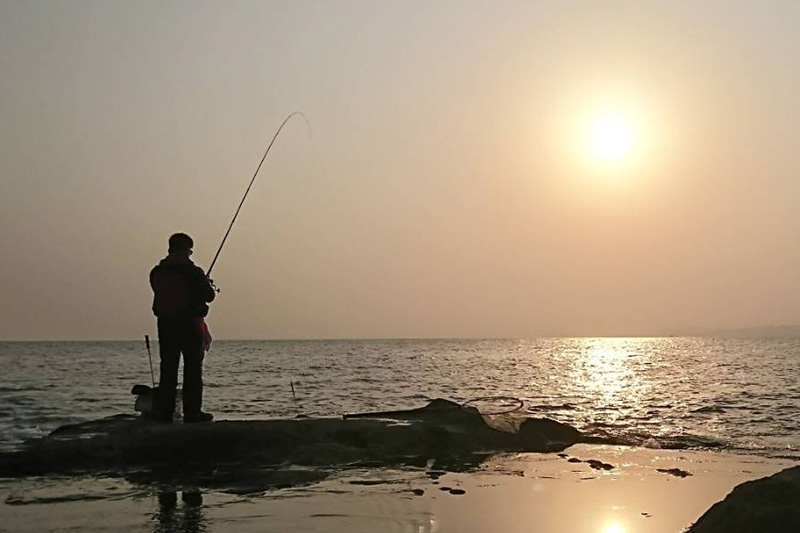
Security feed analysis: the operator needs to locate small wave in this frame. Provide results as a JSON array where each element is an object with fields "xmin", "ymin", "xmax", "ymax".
[
  {"xmin": 771, "ymin": 453, "xmax": 800, "ymax": 461},
  {"xmin": 644, "ymin": 434, "xmax": 727, "ymax": 450},
  {"xmin": 6, "ymin": 492, "xmax": 117, "ymax": 506},
  {"xmin": 581, "ymin": 427, "xmax": 729, "ymax": 451},
  {"xmin": 526, "ymin": 403, "xmax": 575, "ymax": 412},
  {"xmin": 4, "ymin": 478, "xmax": 142, "ymax": 506},
  {"xmin": 692, "ymin": 405, "xmax": 727, "ymax": 414}
]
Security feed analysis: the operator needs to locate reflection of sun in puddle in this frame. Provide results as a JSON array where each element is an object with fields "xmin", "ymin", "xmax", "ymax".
[{"xmin": 602, "ymin": 522, "xmax": 625, "ymax": 533}]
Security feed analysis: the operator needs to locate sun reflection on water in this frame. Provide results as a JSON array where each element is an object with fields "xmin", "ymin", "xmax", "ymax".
[
  {"xmin": 573, "ymin": 338, "xmax": 637, "ymax": 397},
  {"xmin": 566, "ymin": 338, "xmax": 655, "ymax": 433}
]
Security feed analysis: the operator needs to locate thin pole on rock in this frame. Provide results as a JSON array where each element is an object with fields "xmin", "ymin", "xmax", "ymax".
[{"xmin": 145, "ymin": 335, "xmax": 156, "ymax": 388}]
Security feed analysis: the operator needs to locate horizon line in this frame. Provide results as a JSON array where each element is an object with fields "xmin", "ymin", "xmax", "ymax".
[{"xmin": 3, "ymin": 330, "xmax": 800, "ymax": 343}]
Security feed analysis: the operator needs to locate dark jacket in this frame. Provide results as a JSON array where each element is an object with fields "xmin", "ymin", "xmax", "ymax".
[{"xmin": 150, "ymin": 254, "xmax": 216, "ymax": 319}]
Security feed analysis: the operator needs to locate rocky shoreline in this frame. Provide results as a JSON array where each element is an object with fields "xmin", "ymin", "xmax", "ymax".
[
  {"xmin": 3, "ymin": 398, "xmax": 798, "ymax": 531},
  {"xmin": 687, "ymin": 464, "xmax": 800, "ymax": 532},
  {"xmin": 0, "ymin": 399, "xmax": 583, "ymax": 487}
]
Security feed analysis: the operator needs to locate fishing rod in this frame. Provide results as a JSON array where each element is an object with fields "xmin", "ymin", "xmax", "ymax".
[{"xmin": 206, "ymin": 111, "xmax": 311, "ymax": 285}]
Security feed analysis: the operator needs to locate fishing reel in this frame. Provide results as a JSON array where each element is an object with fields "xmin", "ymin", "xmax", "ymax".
[{"xmin": 208, "ymin": 277, "xmax": 220, "ymax": 293}]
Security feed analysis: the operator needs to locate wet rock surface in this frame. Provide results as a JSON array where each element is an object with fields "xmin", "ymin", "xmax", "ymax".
[
  {"xmin": 561, "ymin": 454, "xmax": 615, "ymax": 470},
  {"xmin": 687, "ymin": 465, "xmax": 800, "ymax": 533},
  {"xmin": 0, "ymin": 399, "xmax": 584, "ymax": 489},
  {"xmin": 656, "ymin": 467, "xmax": 692, "ymax": 478}
]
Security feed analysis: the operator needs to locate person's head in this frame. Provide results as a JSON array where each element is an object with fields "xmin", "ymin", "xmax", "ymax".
[{"xmin": 168, "ymin": 233, "xmax": 194, "ymax": 256}]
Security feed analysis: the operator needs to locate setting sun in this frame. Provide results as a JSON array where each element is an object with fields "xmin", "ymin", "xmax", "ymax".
[{"xmin": 589, "ymin": 114, "xmax": 634, "ymax": 162}]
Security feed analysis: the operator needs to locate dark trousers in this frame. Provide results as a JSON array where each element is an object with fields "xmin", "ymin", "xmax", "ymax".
[{"xmin": 157, "ymin": 317, "xmax": 204, "ymax": 417}]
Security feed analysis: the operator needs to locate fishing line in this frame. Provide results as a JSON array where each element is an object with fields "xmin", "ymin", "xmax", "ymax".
[{"xmin": 206, "ymin": 111, "xmax": 311, "ymax": 281}]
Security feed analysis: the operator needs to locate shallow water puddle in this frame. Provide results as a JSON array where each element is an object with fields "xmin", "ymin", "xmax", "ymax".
[{"xmin": 0, "ymin": 446, "xmax": 793, "ymax": 533}]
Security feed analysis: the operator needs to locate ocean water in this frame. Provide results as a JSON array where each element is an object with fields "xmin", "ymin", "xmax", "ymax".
[{"xmin": 1, "ymin": 337, "xmax": 799, "ymax": 457}]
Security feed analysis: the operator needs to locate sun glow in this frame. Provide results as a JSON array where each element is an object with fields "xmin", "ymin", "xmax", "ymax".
[
  {"xmin": 589, "ymin": 114, "xmax": 634, "ymax": 162},
  {"xmin": 543, "ymin": 87, "xmax": 663, "ymax": 180}
]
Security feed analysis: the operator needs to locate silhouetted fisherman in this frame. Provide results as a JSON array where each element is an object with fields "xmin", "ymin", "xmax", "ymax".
[{"xmin": 150, "ymin": 233, "xmax": 215, "ymax": 423}]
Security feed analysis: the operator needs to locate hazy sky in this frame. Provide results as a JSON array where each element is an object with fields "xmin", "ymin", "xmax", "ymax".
[{"xmin": 1, "ymin": 0, "xmax": 799, "ymax": 340}]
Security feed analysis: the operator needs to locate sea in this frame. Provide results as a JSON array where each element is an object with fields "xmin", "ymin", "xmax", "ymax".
[{"xmin": 1, "ymin": 337, "xmax": 799, "ymax": 458}]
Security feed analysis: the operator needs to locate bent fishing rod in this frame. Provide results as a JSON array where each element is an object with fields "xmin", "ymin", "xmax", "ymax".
[{"xmin": 205, "ymin": 111, "xmax": 310, "ymax": 289}]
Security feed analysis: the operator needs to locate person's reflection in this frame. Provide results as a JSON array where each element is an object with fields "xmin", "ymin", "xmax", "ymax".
[
  {"xmin": 155, "ymin": 490, "xmax": 178, "ymax": 530},
  {"xmin": 181, "ymin": 489, "xmax": 204, "ymax": 533},
  {"xmin": 153, "ymin": 489, "xmax": 208, "ymax": 533}
]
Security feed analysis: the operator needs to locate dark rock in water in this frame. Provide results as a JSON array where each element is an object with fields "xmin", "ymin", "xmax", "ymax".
[
  {"xmin": 0, "ymin": 399, "xmax": 584, "ymax": 484},
  {"xmin": 564, "ymin": 456, "xmax": 614, "ymax": 470},
  {"xmin": 687, "ymin": 465, "xmax": 800, "ymax": 533},
  {"xmin": 411, "ymin": 488, "xmax": 425, "ymax": 496},
  {"xmin": 656, "ymin": 467, "xmax": 692, "ymax": 478},
  {"xmin": 517, "ymin": 418, "xmax": 582, "ymax": 451},
  {"xmin": 348, "ymin": 479, "xmax": 387, "ymax": 486},
  {"xmin": 449, "ymin": 488, "xmax": 466, "ymax": 495},
  {"xmin": 586, "ymin": 459, "xmax": 614, "ymax": 471}
]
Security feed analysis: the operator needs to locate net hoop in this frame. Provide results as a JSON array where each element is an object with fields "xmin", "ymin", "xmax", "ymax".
[{"xmin": 461, "ymin": 396, "xmax": 524, "ymax": 416}]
